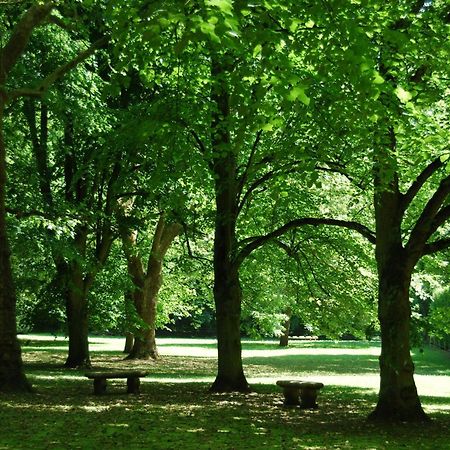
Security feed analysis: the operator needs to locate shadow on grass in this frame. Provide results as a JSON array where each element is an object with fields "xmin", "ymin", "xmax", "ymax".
[{"xmin": 2, "ymin": 378, "xmax": 449, "ymax": 450}]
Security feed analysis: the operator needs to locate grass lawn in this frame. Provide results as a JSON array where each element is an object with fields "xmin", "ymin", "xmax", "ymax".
[{"xmin": 1, "ymin": 336, "xmax": 449, "ymax": 449}]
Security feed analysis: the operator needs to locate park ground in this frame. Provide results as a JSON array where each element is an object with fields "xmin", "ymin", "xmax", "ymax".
[{"xmin": 1, "ymin": 336, "xmax": 449, "ymax": 449}]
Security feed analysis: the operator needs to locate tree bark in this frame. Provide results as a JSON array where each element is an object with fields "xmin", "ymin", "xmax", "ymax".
[
  {"xmin": 369, "ymin": 260, "xmax": 427, "ymax": 421},
  {"xmin": 126, "ymin": 273, "xmax": 159, "ymax": 360},
  {"xmin": 369, "ymin": 134, "xmax": 427, "ymax": 421},
  {"xmin": 279, "ymin": 308, "xmax": 292, "ymax": 347},
  {"xmin": 0, "ymin": 0, "xmax": 55, "ymax": 395},
  {"xmin": 124, "ymin": 332, "xmax": 134, "ymax": 354},
  {"xmin": 123, "ymin": 292, "xmax": 135, "ymax": 353},
  {"xmin": 64, "ymin": 228, "xmax": 91, "ymax": 368},
  {"xmin": 120, "ymin": 213, "xmax": 181, "ymax": 360},
  {"xmin": 65, "ymin": 268, "xmax": 91, "ymax": 368},
  {"xmin": 211, "ymin": 263, "xmax": 249, "ymax": 392},
  {"xmin": 209, "ymin": 57, "xmax": 250, "ymax": 392},
  {"xmin": 0, "ymin": 101, "xmax": 32, "ymax": 392}
]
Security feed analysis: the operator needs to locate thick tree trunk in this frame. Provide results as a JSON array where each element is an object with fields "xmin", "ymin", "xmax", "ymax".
[
  {"xmin": 124, "ymin": 332, "xmax": 134, "ymax": 354},
  {"xmin": 120, "ymin": 214, "xmax": 181, "ymax": 360},
  {"xmin": 123, "ymin": 292, "xmax": 135, "ymax": 353},
  {"xmin": 370, "ymin": 141, "xmax": 427, "ymax": 421},
  {"xmin": 369, "ymin": 262, "xmax": 427, "ymax": 421},
  {"xmin": 211, "ymin": 264, "xmax": 249, "ymax": 392},
  {"xmin": 126, "ymin": 274, "xmax": 159, "ymax": 360},
  {"xmin": 0, "ymin": 2, "xmax": 55, "ymax": 392},
  {"xmin": 209, "ymin": 57, "xmax": 250, "ymax": 392},
  {"xmin": 279, "ymin": 308, "xmax": 292, "ymax": 347},
  {"xmin": 64, "ymin": 261, "xmax": 91, "ymax": 368},
  {"xmin": 0, "ymin": 102, "xmax": 32, "ymax": 392}
]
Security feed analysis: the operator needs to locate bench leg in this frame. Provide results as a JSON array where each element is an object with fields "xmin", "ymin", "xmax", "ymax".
[
  {"xmin": 282, "ymin": 387, "xmax": 300, "ymax": 406},
  {"xmin": 93, "ymin": 378, "xmax": 107, "ymax": 395},
  {"xmin": 299, "ymin": 388, "xmax": 319, "ymax": 409},
  {"xmin": 127, "ymin": 377, "xmax": 140, "ymax": 394}
]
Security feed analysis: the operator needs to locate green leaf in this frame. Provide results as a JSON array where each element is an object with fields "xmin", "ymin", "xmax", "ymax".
[
  {"xmin": 206, "ymin": 0, "xmax": 233, "ymax": 15},
  {"xmin": 253, "ymin": 44, "xmax": 262, "ymax": 58},
  {"xmin": 372, "ymin": 71, "xmax": 384, "ymax": 84},
  {"xmin": 287, "ymin": 86, "xmax": 310, "ymax": 105},
  {"xmin": 261, "ymin": 123, "xmax": 274, "ymax": 131},
  {"xmin": 394, "ymin": 86, "xmax": 413, "ymax": 103}
]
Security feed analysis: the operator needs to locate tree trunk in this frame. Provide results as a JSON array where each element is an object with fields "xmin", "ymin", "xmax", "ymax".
[
  {"xmin": 0, "ymin": 2, "xmax": 55, "ymax": 392},
  {"xmin": 0, "ymin": 101, "xmax": 32, "ymax": 392},
  {"xmin": 123, "ymin": 292, "xmax": 134, "ymax": 353},
  {"xmin": 124, "ymin": 332, "xmax": 134, "ymax": 354},
  {"xmin": 120, "ymin": 214, "xmax": 181, "ymax": 360},
  {"xmin": 126, "ymin": 274, "xmax": 159, "ymax": 360},
  {"xmin": 64, "ymin": 260, "xmax": 91, "ymax": 368},
  {"xmin": 211, "ymin": 264, "xmax": 249, "ymax": 392},
  {"xmin": 370, "ymin": 140, "xmax": 427, "ymax": 421},
  {"xmin": 279, "ymin": 308, "xmax": 292, "ymax": 347},
  {"xmin": 369, "ymin": 261, "xmax": 427, "ymax": 421},
  {"xmin": 209, "ymin": 57, "xmax": 250, "ymax": 392}
]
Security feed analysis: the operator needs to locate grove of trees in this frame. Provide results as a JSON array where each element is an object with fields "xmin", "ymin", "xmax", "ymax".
[{"xmin": 1, "ymin": 0, "xmax": 449, "ymax": 423}]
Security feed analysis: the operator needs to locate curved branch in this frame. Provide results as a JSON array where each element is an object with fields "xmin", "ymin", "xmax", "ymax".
[
  {"xmin": 401, "ymin": 157, "xmax": 445, "ymax": 212},
  {"xmin": 423, "ymin": 238, "xmax": 450, "ymax": 255},
  {"xmin": 235, "ymin": 217, "xmax": 375, "ymax": 267},
  {"xmin": 0, "ymin": 2, "xmax": 54, "ymax": 79},
  {"xmin": 406, "ymin": 174, "xmax": 450, "ymax": 252},
  {"xmin": 7, "ymin": 35, "xmax": 109, "ymax": 102}
]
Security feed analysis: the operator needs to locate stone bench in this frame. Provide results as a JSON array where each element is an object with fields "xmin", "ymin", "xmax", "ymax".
[
  {"xmin": 85, "ymin": 371, "xmax": 148, "ymax": 395},
  {"xmin": 276, "ymin": 380, "xmax": 324, "ymax": 409}
]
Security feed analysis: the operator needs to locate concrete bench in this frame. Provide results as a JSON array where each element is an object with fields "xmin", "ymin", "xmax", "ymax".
[
  {"xmin": 276, "ymin": 380, "xmax": 324, "ymax": 409},
  {"xmin": 85, "ymin": 371, "xmax": 148, "ymax": 395}
]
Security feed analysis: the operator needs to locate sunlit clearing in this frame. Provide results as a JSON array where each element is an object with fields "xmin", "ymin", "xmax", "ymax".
[
  {"xmin": 424, "ymin": 404, "xmax": 450, "ymax": 413},
  {"xmin": 80, "ymin": 405, "xmax": 111, "ymax": 412}
]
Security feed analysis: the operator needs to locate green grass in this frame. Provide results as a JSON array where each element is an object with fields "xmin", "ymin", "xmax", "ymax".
[{"xmin": 1, "ymin": 336, "xmax": 449, "ymax": 449}]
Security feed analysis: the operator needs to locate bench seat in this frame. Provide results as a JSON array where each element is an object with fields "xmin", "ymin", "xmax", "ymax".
[
  {"xmin": 276, "ymin": 380, "xmax": 324, "ymax": 408},
  {"xmin": 85, "ymin": 370, "xmax": 148, "ymax": 395}
]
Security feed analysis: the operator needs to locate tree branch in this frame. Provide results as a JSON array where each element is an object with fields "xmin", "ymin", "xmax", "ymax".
[
  {"xmin": 7, "ymin": 35, "xmax": 109, "ymax": 102},
  {"xmin": 237, "ymin": 160, "xmax": 305, "ymax": 214},
  {"xmin": 315, "ymin": 162, "xmax": 366, "ymax": 190},
  {"xmin": 235, "ymin": 217, "xmax": 375, "ymax": 267},
  {"xmin": 237, "ymin": 169, "xmax": 274, "ymax": 214},
  {"xmin": 423, "ymin": 238, "xmax": 450, "ymax": 255},
  {"xmin": 406, "ymin": 174, "xmax": 450, "ymax": 253},
  {"xmin": 237, "ymin": 129, "xmax": 263, "ymax": 201},
  {"xmin": 0, "ymin": 2, "xmax": 54, "ymax": 79},
  {"xmin": 401, "ymin": 156, "xmax": 445, "ymax": 212}
]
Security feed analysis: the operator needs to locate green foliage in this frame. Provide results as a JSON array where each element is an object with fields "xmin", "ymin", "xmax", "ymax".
[{"xmin": 430, "ymin": 287, "xmax": 450, "ymax": 338}]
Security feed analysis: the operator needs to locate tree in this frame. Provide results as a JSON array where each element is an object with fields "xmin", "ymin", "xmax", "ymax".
[
  {"xmin": 0, "ymin": 2, "xmax": 109, "ymax": 382},
  {"xmin": 362, "ymin": 2, "xmax": 449, "ymax": 422},
  {"xmin": 0, "ymin": 2, "xmax": 55, "ymax": 393},
  {"xmin": 118, "ymin": 211, "xmax": 182, "ymax": 359},
  {"xmin": 111, "ymin": 0, "xmax": 380, "ymax": 392}
]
